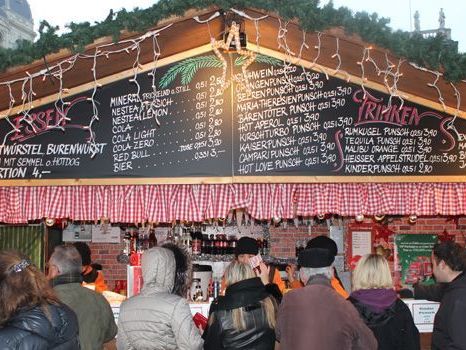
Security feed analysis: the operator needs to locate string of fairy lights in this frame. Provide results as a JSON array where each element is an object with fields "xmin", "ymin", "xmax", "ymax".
[{"xmin": 0, "ymin": 7, "xmax": 463, "ymax": 159}]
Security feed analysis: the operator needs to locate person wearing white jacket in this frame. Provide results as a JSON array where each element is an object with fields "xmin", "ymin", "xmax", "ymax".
[{"xmin": 117, "ymin": 247, "xmax": 203, "ymax": 350}]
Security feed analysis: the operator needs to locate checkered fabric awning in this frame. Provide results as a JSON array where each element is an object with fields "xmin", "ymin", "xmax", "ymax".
[{"xmin": 0, "ymin": 183, "xmax": 465, "ymax": 223}]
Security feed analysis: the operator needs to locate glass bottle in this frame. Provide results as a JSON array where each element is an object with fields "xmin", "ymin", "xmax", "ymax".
[{"xmin": 192, "ymin": 230, "xmax": 202, "ymax": 255}]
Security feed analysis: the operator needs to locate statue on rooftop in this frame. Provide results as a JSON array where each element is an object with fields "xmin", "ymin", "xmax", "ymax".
[
  {"xmin": 414, "ymin": 10, "xmax": 420, "ymax": 32},
  {"xmin": 439, "ymin": 8, "xmax": 445, "ymax": 29}
]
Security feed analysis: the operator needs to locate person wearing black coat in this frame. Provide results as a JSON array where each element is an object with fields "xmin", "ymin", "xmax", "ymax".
[
  {"xmin": 349, "ymin": 254, "xmax": 420, "ymax": 350},
  {"xmin": 203, "ymin": 261, "xmax": 278, "ymax": 350},
  {"xmin": 430, "ymin": 241, "xmax": 466, "ymax": 350},
  {"xmin": 0, "ymin": 303, "xmax": 79, "ymax": 349},
  {"xmin": 0, "ymin": 250, "xmax": 79, "ymax": 350}
]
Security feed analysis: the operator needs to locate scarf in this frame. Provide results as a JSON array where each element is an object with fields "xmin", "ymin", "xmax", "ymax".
[
  {"xmin": 50, "ymin": 272, "xmax": 83, "ymax": 287},
  {"xmin": 350, "ymin": 288, "xmax": 397, "ymax": 313}
]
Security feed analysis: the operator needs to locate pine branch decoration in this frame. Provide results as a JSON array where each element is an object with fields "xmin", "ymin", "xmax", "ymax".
[{"xmin": 159, "ymin": 55, "xmax": 223, "ymax": 89}]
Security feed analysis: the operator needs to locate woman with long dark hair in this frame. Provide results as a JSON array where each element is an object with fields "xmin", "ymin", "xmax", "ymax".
[
  {"xmin": 203, "ymin": 261, "xmax": 278, "ymax": 350},
  {"xmin": 0, "ymin": 250, "xmax": 79, "ymax": 349}
]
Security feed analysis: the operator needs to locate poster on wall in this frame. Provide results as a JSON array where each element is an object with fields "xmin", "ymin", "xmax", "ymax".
[
  {"xmin": 91, "ymin": 225, "xmax": 121, "ymax": 243},
  {"xmin": 345, "ymin": 223, "xmax": 395, "ymax": 271},
  {"xmin": 394, "ymin": 234, "xmax": 438, "ymax": 288}
]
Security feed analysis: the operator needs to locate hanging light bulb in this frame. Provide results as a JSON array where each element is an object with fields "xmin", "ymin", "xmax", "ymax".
[
  {"xmin": 409, "ymin": 214, "xmax": 417, "ymax": 224},
  {"xmin": 355, "ymin": 214, "xmax": 365, "ymax": 223},
  {"xmin": 45, "ymin": 218, "xmax": 56, "ymax": 227}
]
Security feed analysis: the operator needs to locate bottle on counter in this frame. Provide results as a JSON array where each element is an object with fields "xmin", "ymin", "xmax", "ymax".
[
  {"xmin": 181, "ymin": 228, "xmax": 192, "ymax": 254},
  {"xmin": 190, "ymin": 278, "xmax": 203, "ymax": 301},
  {"xmin": 165, "ymin": 229, "xmax": 174, "ymax": 244},
  {"xmin": 229, "ymin": 237, "xmax": 237, "ymax": 255},
  {"xmin": 192, "ymin": 230, "xmax": 202, "ymax": 255}
]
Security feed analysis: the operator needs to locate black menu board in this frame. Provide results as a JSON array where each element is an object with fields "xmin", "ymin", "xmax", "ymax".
[{"xmin": 0, "ymin": 51, "xmax": 464, "ymax": 183}]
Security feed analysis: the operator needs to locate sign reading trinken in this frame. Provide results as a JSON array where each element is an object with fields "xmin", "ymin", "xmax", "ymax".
[
  {"xmin": 0, "ymin": 51, "xmax": 464, "ymax": 183},
  {"xmin": 232, "ymin": 57, "xmax": 466, "ymax": 177}
]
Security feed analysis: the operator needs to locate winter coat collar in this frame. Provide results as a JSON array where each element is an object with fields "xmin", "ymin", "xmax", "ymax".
[
  {"xmin": 50, "ymin": 272, "xmax": 82, "ymax": 287},
  {"xmin": 350, "ymin": 288, "xmax": 397, "ymax": 313},
  {"xmin": 215, "ymin": 277, "xmax": 269, "ymax": 311},
  {"xmin": 306, "ymin": 274, "xmax": 332, "ymax": 288},
  {"xmin": 445, "ymin": 271, "xmax": 466, "ymax": 293}
]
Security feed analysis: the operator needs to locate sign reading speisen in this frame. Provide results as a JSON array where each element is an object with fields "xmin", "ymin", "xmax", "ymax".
[{"xmin": 0, "ymin": 51, "xmax": 464, "ymax": 184}]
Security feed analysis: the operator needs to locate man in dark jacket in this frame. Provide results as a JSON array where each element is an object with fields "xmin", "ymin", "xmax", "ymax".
[
  {"xmin": 430, "ymin": 241, "xmax": 466, "ymax": 350},
  {"xmin": 48, "ymin": 244, "xmax": 117, "ymax": 350},
  {"xmin": 276, "ymin": 248, "xmax": 377, "ymax": 350}
]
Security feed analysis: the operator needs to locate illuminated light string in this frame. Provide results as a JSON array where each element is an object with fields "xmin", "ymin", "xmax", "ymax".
[
  {"xmin": 409, "ymin": 62, "xmax": 447, "ymax": 112},
  {"xmin": 276, "ymin": 18, "xmax": 296, "ymax": 88},
  {"xmin": 0, "ymin": 24, "xmax": 172, "ymax": 153},
  {"xmin": 1, "ymin": 83, "xmax": 20, "ymax": 146},
  {"xmin": 311, "ymin": 32, "xmax": 329, "ymax": 80},
  {"xmin": 146, "ymin": 33, "xmax": 162, "ymax": 127},
  {"xmin": 357, "ymin": 47, "xmax": 370, "ymax": 100},
  {"xmin": 85, "ymin": 47, "xmax": 101, "ymax": 158},
  {"xmin": 445, "ymin": 82, "xmax": 461, "ymax": 139},
  {"xmin": 331, "ymin": 37, "xmax": 351, "ymax": 82},
  {"xmin": 364, "ymin": 49, "xmax": 407, "ymax": 113},
  {"xmin": 230, "ymin": 8, "xmax": 268, "ymax": 53},
  {"xmin": 193, "ymin": 11, "xmax": 221, "ymax": 40}
]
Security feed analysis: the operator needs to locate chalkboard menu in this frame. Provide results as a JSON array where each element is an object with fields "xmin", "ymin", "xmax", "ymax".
[{"xmin": 0, "ymin": 51, "xmax": 465, "ymax": 182}]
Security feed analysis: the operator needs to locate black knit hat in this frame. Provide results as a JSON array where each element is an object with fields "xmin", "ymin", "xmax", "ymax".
[
  {"xmin": 73, "ymin": 242, "xmax": 92, "ymax": 266},
  {"xmin": 298, "ymin": 248, "xmax": 335, "ymax": 268},
  {"xmin": 306, "ymin": 235, "xmax": 338, "ymax": 257},
  {"xmin": 235, "ymin": 237, "xmax": 259, "ymax": 256}
]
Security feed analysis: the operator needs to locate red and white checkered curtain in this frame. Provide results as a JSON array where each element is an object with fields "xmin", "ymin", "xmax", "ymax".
[{"xmin": 1, "ymin": 183, "xmax": 465, "ymax": 223}]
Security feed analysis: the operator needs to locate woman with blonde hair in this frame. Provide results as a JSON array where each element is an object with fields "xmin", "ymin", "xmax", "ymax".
[
  {"xmin": 349, "ymin": 254, "xmax": 419, "ymax": 350},
  {"xmin": 0, "ymin": 250, "xmax": 79, "ymax": 349},
  {"xmin": 203, "ymin": 261, "xmax": 278, "ymax": 350}
]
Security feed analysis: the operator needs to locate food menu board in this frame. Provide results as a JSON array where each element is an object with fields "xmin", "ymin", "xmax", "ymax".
[{"xmin": 0, "ymin": 51, "xmax": 464, "ymax": 182}]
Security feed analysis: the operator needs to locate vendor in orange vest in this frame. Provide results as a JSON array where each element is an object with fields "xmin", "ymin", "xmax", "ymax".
[
  {"xmin": 73, "ymin": 242, "xmax": 108, "ymax": 293},
  {"xmin": 287, "ymin": 235, "xmax": 348, "ymax": 298},
  {"xmin": 221, "ymin": 237, "xmax": 286, "ymax": 297}
]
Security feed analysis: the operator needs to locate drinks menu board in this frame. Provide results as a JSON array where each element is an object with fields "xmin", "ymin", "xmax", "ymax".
[{"xmin": 0, "ymin": 51, "xmax": 464, "ymax": 182}]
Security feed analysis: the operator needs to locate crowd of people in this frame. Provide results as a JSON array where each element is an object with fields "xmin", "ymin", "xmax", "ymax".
[{"xmin": 0, "ymin": 237, "xmax": 464, "ymax": 349}]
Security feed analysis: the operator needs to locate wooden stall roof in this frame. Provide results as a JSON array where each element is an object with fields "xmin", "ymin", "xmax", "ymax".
[{"xmin": 0, "ymin": 6, "xmax": 465, "ymax": 116}]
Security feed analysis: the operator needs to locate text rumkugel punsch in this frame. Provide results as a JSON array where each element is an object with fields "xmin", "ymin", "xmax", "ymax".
[{"xmin": 233, "ymin": 55, "xmax": 465, "ymax": 177}]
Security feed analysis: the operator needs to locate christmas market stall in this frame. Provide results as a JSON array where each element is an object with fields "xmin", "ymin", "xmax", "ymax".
[{"xmin": 0, "ymin": 1, "xmax": 465, "ymax": 341}]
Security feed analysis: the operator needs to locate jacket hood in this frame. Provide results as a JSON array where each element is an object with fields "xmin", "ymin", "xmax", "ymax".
[
  {"xmin": 141, "ymin": 247, "xmax": 175, "ymax": 293},
  {"xmin": 349, "ymin": 293, "xmax": 398, "ymax": 328},
  {"xmin": 350, "ymin": 288, "xmax": 397, "ymax": 313}
]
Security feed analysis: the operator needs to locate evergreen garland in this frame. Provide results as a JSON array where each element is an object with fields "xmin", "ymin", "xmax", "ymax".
[{"xmin": 0, "ymin": 0, "xmax": 465, "ymax": 82}]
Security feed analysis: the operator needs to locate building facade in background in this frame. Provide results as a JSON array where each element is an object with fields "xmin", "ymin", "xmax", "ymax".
[{"xmin": 0, "ymin": 0, "xmax": 34, "ymax": 49}]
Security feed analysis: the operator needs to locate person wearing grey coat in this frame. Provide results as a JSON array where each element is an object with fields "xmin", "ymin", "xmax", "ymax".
[{"xmin": 117, "ymin": 247, "xmax": 203, "ymax": 350}]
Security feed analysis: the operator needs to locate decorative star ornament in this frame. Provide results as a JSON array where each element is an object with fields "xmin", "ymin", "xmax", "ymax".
[{"xmin": 211, "ymin": 22, "xmax": 256, "ymax": 94}]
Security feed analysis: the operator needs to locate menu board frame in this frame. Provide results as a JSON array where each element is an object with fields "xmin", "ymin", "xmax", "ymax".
[{"xmin": 0, "ymin": 43, "xmax": 465, "ymax": 186}]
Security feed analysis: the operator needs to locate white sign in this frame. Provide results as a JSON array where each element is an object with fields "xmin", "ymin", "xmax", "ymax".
[
  {"xmin": 91, "ymin": 225, "xmax": 121, "ymax": 243},
  {"xmin": 352, "ymin": 231, "xmax": 372, "ymax": 256},
  {"xmin": 403, "ymin": 299, "xmax": 440, "ymax": 333},
  {"xmin": 62, "ymin": 224, "xmax": 92, "ymax": 242}
]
